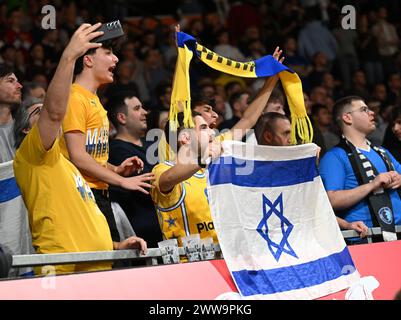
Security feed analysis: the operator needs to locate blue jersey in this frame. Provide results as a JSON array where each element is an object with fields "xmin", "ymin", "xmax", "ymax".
[{"xmin": 319, "ymin": 146, "xmax": 401, "ymax": 227}]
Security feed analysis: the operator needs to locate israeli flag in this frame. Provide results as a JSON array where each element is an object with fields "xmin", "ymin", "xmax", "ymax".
[{"xmin": 207, "ymin": 141, "xmax": 360, "ymax": 300}]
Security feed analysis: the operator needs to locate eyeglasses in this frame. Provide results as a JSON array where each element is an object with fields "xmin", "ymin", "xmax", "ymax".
[
  {"xmin": 346, "ymin": 106, "xmax": 372, "ymax": 114},
  {"xmin": 28, "ymin": 105, "xmax": 43, "ymax": 119}
]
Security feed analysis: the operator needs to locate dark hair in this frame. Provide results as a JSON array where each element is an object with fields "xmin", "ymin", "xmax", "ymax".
[
  {"xmin": 390, "ymin": 106, "xmax": 401, "ymax": 126},
  {"xmin": 332, "ymin": 95, "xmax": 364, "ymax": 129},
  {"xmin": 0, "ymin": 64, "xmax": 14, "ymax": 79},
  {"xmin": 255, "ymin": 112, "xmax": 290, "ymax": 145},
  {"xmin": 229, "ymin": 91, "xmax": 245, "ymax": 108},
  {"xmin": 311, "ymin": 103, "xmax": 328, "ymax": 117},
  {"xmin": 191, "ymin": 93, "xmax": 213, "ymax": 110},
  {"xmin": 106, "ymin": 90, "xmax": 138, "ymax": 130},
  {"xmin": 74, "ymin": 40, "xmax": 114, "ymax": 75},
  {"xmin": 13, "ymin": 96, "xmax": 44, "ymax": 148},
  {"xmin": 267, "ymin": 88, "xmax": 285, "ymax": 105},
  {"xmin": 224, "ymin": 81, "xmax": 242, "ymax": 95},
  {"xmin": 22, "ymin": 82, "xmax": 44, "ymax": 98},
  {"xmin": 155, "ymin": 82, "xmax": 171, "ymax": 99}
]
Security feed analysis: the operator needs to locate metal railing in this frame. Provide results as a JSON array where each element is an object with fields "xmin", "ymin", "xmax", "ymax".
[
  {"xmin": 10, "ymin": 226, "xmax": 401, "ymax": 269},
  {"xmin": 11, "ymin": 244, "xmax": 222, "ymax": 268},
  {"xmin": 340, "ymin": 225, "xmax": 401, "ymax": 243}
]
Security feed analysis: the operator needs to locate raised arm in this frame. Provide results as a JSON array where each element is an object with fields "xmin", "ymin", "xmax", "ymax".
[
  {"xmin": 230, "ymin": 47, "xmax": 284, "ymax": 141},
  {"xmin": 37, "ymin": 23, "xmax": 103, "ymax": 150}
]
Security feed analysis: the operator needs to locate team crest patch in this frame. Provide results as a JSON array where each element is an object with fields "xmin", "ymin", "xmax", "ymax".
[{"xmin": 378, "ymin": 207, "xmax": 393, "ymax": 225}]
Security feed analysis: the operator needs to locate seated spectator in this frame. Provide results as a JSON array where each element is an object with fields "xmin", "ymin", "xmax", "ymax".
[
  {"xmin": 156, "ymin": 110, "xmax": 169, "ymax": 130},
  {"xmin": 386, "ymin": 73, "xmax": 401, "ymax": 106},
  {"xmin": 31, "ymin": 72, "xmax": 48, "ymax": 90},
  {"xmin": 348, "ymin": 70, "xmax": 370, "ymax": 102},
  {"xmin": 311, "ymin": 103, "xmax": 339, "ymax": 150},
  {"xmin": 153, "ymin": 82, "xmax": 172, "ymax": 111},
  {"xmin": 213, "ymin": 29, "xmax": 246, "ymax": 62},
  {"xmin": 245, "ymin": 39, "xmax": 267, "ymax": 60},
  {"xmin": 319, "ymin": 96, "xmax": 401, "ymax": 243},
  {"xmin": 304, "ymin": 90, "xmax": 326, "ymax": 156},
  {"xmin": 309, "ymin": 86, "xmax": 329, "ymax": 106},
  {"xmin": 200, "ymin": 82, "xmax": 216, "ymax": 99},
  {"xmin": 120, "ymin": 41, "xmax": 150, "ymax": 104},
  {"xmin": 282, "ymin": 37, "xmax": 311, "ymax": 79},
  {"xmin": 321, "ymin": 72, "xmax": 343, "ymax": 102},
  {"xmin": 371, "ymin": 83, "xmax": 387, "ymax": 106},
  {"xmin": 218, "ymin": 92, "xmax": 249, "ymax": 130},
  {"xmin": 21, "ymin": 81, "xmax": 45, "ymax": 100},
  {"xmin": 104, "ymin": 60, "xmax": 140, "ymax": 101},
  {"xmin": 383, "ymin": 107, "xmax": 401, "ymax": 163},
  {"xmin": 25, "ymin": 43, "xmax": 46, "ymax": 80},
  {"xmin": 107, "ymin": 91, "xmax": 163, "ymax": 248},
  {"xmin": 13, "ymin": 23, "xmax": 147, "ymax": 275},
  {"xmin": 143, "ymin": 48, "xmax": 169, "ymax": 107},
  {"xmin": 307, "ymin": 52, "xmax": 330, "ymax": 89}
]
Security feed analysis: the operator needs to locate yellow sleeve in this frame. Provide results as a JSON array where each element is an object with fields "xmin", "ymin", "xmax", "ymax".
[
  {"xmin": 151, "ymin": 164, "xmax": 183, "ymax": 210},
  {"xmin": 62, "ymin": 92, "xmax": 87, "ymax": 134},
  {"xmin": 15, "ymin": 124, "xmax": 60, "ymax": 166}
]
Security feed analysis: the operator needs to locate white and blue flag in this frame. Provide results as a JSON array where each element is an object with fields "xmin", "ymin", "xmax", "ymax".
[{"xmin": 207, "ymin": 141, "xmax": 360, "ymax": 300}]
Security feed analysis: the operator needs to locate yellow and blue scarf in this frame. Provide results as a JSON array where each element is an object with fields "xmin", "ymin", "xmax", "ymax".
[{"xmin": 170, "ymin": 31, "xmax": 312, "ymax": 144}]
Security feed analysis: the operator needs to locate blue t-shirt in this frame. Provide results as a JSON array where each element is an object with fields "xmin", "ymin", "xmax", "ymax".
[{"xmin": 319, "ymin": 146, "xmax": 401, "ymax": 227}]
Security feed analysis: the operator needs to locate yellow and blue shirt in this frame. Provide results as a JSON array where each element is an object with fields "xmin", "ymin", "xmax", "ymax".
[{"xmin": 151, "ymin": 161, "xmax": 217, "ymax": 246}]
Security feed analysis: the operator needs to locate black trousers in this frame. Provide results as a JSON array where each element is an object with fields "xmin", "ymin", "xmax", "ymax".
[{"xmin": 91, "ymin": 188, "xmax": 120, "ymax": 242}]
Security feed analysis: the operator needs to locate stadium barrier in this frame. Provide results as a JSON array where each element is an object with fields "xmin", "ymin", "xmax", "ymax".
[{"xmin": 10, "ymin": 226, "xmax": 401, "ymax": 270}]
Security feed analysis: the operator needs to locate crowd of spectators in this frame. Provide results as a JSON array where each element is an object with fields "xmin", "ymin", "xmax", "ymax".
[{"xmin": 1, "ymin": 0, "xmax": 401, "ymax": 152}]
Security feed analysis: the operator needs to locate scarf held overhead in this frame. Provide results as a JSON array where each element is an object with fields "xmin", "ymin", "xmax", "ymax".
[{"xmin": 171, "ymin": 31, "xmax": 313, "ymax": 144}]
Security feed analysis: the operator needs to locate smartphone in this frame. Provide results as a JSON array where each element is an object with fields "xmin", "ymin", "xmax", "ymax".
[{"xmin": 94, "ymin": 20, "xmax": 124, "ymax": 43}]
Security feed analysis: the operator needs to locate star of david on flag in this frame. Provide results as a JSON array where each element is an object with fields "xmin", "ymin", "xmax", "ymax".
[
  {"xmin": 207, "ymin": 141, "xmax": 360, "ymax": 300},
  {"xmin": 258, "ymin": 194, "xmax": 298, "ymax": 261}
]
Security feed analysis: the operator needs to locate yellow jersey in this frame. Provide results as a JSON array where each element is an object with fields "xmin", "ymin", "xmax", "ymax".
[
  {"xmin": 151, "ymin": 162, "xmax": 218, "ymax": 246},
  {"xmin": 13, "ymin": 124, "xmax": 113, "ymax": 274},
  {"xmin": 60, "ymin": 83, "xmax": 109, "ymax": 190}
]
